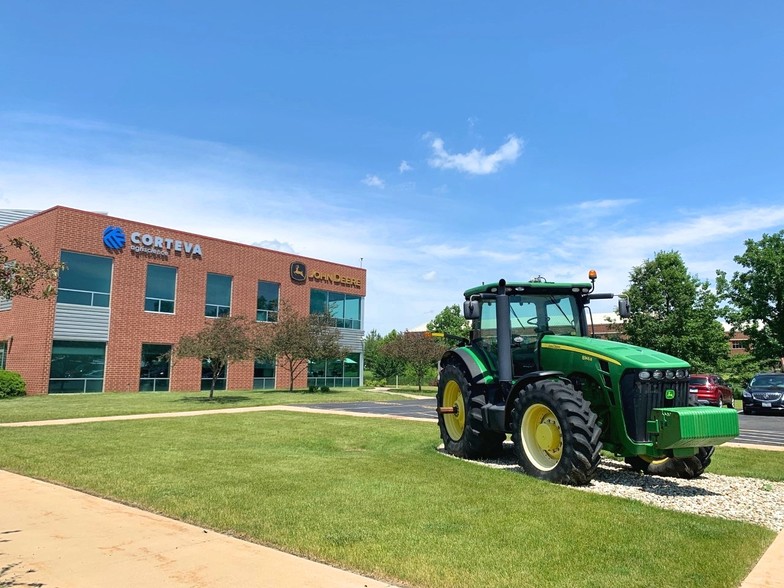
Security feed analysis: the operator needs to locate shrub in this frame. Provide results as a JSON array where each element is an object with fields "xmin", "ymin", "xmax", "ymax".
[
  {"xmin": 319, "ymin": 385, "xmax": 330, "ymax": 393},
  {"xmin": 0, "ymin": 370, "xmax": 26, "ymax": 399},
  {"xmin": 307, "ymin": 384, "xmax": 319, "ymax": 393}
]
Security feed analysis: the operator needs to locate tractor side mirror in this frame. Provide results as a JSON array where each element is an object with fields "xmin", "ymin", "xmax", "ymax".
[
  {"xmin": 618, "ymin": 298, "xmax": 630, "ymax": 318},
  {"xmin": 463, "ymin": 300, "xmax": 481, "ymax": 320}
]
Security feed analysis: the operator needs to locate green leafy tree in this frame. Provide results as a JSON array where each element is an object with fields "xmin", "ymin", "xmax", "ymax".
[
  {"xmin": 175, "ymin": 316, "xmax": 254, "ymax": 399},
  {"xmin": 363, "ymin": 329, "xmax": 404, "ymax": 384},
  {"xmin": 623, "ymin": 251, "xmax": 728, "ymax": 372},
  {"xmin": 427, "ymin": 304, "xmax": 470, "ymax": 340},
  {"xmin": 717, "ymin": 231, "xmax": 784, "ymax": 367},
  {"xmin": 0, "ymin": 237, "xmax": 63, "ymax": 299},
  {"xmin": 379, "ymin": 331, "xmax": 445, "ymax": 391},
  {"xmin": 256, "ymin": 303, "xmax": 347, "ymax": 391}
]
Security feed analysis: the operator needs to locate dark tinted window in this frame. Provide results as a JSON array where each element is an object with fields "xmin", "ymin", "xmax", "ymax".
[{"xmin": 689, "ymin": 377, "xmax": 708, "ymax": 386}]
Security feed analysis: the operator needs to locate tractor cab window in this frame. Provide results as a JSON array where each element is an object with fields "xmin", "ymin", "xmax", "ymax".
[{"xmin": 544, "ymin": 295, "xmax": 581, "ymax": 336}]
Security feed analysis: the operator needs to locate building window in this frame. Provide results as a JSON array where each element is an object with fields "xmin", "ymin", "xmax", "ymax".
[
  {"xmin": 145, "ymin": 265, "xmax": 176, "ymax": 313},
  {"xmin": 201, "ymin": 359, "xmax": 227, "ymax": 391},
  {"xmin": 309, "ymin": 289, "xmax": 362, "ymax": 330},
  {"xmin": 731, "ymin": 340, "xmax": 747, "ymax": 350},
  {"xmin": 57, "ymin": 251, "xmax": 112, "ymax": 307},
  {"xmin": 307, "ymin": 352, "xmax": 360, "ymax": 388},
  {"xmin": 140, "ymin": 344, "xmax": 171, "ymax": 391},
  {"xmin": 253, "ymin": 358, "xmax": 276, "ymax": 389},
  {"xmin": 0, "ymin": 341, "xmax": 6, "ymax": 369},
  {"xmin": 205, "ymin": 273, "xmax": 232, "ymax": 317},
  {"xmin": 257, "ymin": 281, "xmax": 279, "ymax": 322},
  {"xmin": 49, "ymin": 341, "xmax": 106, "ymax": 393}
]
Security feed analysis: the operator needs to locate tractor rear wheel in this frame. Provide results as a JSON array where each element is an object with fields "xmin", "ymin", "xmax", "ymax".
[
  {"xmin": 511, "ymin": 379, "xmax": 602, "ymax": 485},
  {"xmin": 437, "ymin": 364, "xmax": 504, "ymax": 459},
  {"xmin": 625, "ymin": 446, "xmax": 714, "ymax": 479}
]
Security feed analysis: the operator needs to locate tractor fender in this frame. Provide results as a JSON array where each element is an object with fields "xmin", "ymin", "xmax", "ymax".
[{"xmin": 440, "ymin": 348, "xmax": 494, "ymax": 387}]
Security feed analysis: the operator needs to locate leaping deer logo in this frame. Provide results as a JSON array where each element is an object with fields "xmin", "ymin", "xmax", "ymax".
[{"xmin": 290, "ymin": 262, "xmax": 307, "ymax": 283}]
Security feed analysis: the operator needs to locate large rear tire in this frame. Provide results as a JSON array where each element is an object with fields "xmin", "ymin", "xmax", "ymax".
[
  {"xmin": 511, "ymin": 379, "xmax": 602, "ymax": 485},
  {"xmin": 625, "ymin": 446, "xmax": 714, "ymax": 479},
  {"xmin": 437, "ymin": 364, "xmax": 504, "ymax": 459}
]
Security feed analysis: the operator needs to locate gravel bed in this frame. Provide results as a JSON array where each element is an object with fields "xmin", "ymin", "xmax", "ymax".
[{"xmin": 439, "ymin": 446, "xmax": 784, "ymax": 532}]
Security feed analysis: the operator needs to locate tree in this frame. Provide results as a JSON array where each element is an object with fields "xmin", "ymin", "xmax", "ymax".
[
  {"xmin": 623, "ymin": 251, "xmax": 728, "ymax": 372},
  {"xmin": 363, "ymin": 329, "xmax": 404, "ymax": 384},
  {"xmin": 380, "ymin": 331, "xmax": 445, "ymax": 391},
  {"xmin": 427, "ymin": 304, "xmax": 470, "ymax": 340},
  {"xmin": 717, "ymin": 231, "xmax": 784, "ymax": 367},
  {"xmin": 256, "ymin": 303, "xmax": 347, "ymax": 391},
  {"xmin": 0, "ymin": 237, "xmax": 63, "ymax": 299},
  {"xmin": 175, "ymin": 316, "xmax": 254, "ymax": 399}
]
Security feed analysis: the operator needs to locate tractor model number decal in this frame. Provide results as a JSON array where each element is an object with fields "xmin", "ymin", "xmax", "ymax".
[{"xmin": 541, "ymin": 343, "xmax": 622, "ymax": 366}]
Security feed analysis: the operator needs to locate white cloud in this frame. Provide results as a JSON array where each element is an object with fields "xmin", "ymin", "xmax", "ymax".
[
  {"xmin": 3, "ymin": 113, "xmax": 783, "ymax": 336},
  {"xmin": 252, "ymin": 239, "xmax": 296, "ymax": 253},
  {"xmin": 427, "ymin": 135, "xmax": 522, "ymax": 175},
  {"xmin": 361, "ymin": 174, "xmax": 385, "ymax": 188},
  {"xmin": 398, "ymin": 160, "xmax": 412, "ymax": 173}
]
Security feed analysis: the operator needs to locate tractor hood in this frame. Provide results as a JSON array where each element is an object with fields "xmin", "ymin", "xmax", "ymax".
[{"xmin": 540, "ymin": 335, "xmax": 690, "ymax": 370}]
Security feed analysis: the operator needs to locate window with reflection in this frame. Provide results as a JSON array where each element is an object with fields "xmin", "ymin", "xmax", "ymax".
[
  {"xmin": 140, "ymin": 344, "xmax": 171, "ymax": 391},
  {"xmin": 309, "ymin": 289, "xmax": 362, "ymax": 329},
  {"xmin": 307, "ymin": 352, "xmax": 361, "ymax": 387},
  {"xmin": 201, "ymin": 359, "xmax": 227, "ymax": 390},
  {"xmin": 253, "ymin": 358, "xmax": 276, "ymax": 389},
  {"xmin": 256, "ymin": 281, "xmax": 279, "ymax": 322},
  {"xmin": 205, "ymin": 273, "xmax": 232, "ymax": 317},
  {"xmin": 48, "ymin": 341, "xmax": 106, "ymax": 393},
  {"xmin": 145, "ymin": 265, "xmax": 176, "ymax": 313},
  {"xmin": 57, "ymin": 251, "xmax": 112, "ymax": 307}
]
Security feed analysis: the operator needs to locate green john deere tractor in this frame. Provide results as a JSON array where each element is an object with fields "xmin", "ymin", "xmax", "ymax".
[{"xmin": 436, "ymin": 272, "xmax": 739, "ymax": 485}]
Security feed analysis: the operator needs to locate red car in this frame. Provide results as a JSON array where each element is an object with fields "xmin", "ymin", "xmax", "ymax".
[{"xmin": 689, "ymin": 374, "xmax": 735, "ymax": 408}]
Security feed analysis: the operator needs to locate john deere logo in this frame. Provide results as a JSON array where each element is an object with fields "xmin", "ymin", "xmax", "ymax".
[
  {"xmin": 103, "ymin": 226, "xmax": 126, "ymax": 251},
  {"xmin": 290, "ymin": 262, "xmax": 306, "ymax": 283},
  {"xmin": 665, "ymin": 389, "xmax": 676, "ymax": 400}
]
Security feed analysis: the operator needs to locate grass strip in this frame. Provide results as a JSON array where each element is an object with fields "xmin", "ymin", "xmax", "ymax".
[
  {"xmin": 0, "ymin": 388, "xmax": 392, "ymax": 423},
  {"xmin": 0, "ymin": 413, "xmax": 773, "ymax": 588}
]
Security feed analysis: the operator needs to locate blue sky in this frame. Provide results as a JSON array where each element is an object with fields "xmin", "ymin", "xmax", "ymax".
[{"xmin": 1, "ymin": 2, "xmax": 784, "ymax": 334}]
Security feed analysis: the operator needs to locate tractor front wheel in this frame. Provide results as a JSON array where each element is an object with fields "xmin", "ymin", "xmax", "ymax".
[
  {"xmin": 511, "ymin": 379, "xmax": 602, "ymax": 485},
  {"xmin": 625, "ymin": 446, "xmax": 714, "ymax": 479},
  {"xmin": 437, "ymin": 364, "xmax": 504, "ymax": 459}
]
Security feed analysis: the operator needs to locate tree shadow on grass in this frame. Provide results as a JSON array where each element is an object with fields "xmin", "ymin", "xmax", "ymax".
[{"xmin": 175, "ymin": 395, "xmax": 251, "ymax": 405}]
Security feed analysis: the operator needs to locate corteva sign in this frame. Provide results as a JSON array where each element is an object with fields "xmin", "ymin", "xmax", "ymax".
[{"xmin": 103, "ymin": 226, "xmax": 203, "ymax": 259}]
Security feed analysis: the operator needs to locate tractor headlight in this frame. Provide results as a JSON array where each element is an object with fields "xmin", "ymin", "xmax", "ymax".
[
  {"xmin": 653, "ymin": 370, "xmax": 664, "ymax": 380},
  {"xmin": 675, "ymin": 369, "xmax": 687, "ymax": 379},
  {"xmin": 639, "ymin": 370, "xmax": 651, "ymax": 381},
  {"xmin": 665, "ymin": 370, "xmax": 675, "ymax": 379}
]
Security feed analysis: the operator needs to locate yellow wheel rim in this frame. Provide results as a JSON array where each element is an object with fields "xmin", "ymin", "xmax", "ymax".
[
  {"xmin": 521, "ymin": 403, "xmax": 563, "ymax": 471},
  {"xmin": 442, "ymin": 380, "xmax": 465, "ymax": 441}
]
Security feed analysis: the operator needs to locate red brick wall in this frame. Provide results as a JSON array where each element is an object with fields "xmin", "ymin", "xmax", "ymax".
[{"xmin": 0, "ymin": 206, "xmax": 366, "ymax": 394}]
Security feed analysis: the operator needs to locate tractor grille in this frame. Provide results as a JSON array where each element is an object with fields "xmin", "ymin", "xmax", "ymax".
[{"xmin": 620, "ymin": 372, "xmax": 690, "ymax": 443}]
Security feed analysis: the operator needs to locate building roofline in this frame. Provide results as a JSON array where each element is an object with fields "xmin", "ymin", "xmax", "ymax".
[{"xmin": 2, "ymin": 205, "xmax": 366, "ymax": 272}]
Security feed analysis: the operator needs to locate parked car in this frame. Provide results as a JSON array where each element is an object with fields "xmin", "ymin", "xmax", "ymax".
[
  {"xmin": 742, "ymin": 372, "xmax": 784, "ymax": 415},
  {"xmin": 689, "ymin": 374, "xmax": 735, "ymax": 408}
]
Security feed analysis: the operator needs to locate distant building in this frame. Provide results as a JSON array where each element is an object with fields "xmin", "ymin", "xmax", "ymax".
[{"xmin": 0, "ymin": 206, "xmax": 366, "ymax": 395}]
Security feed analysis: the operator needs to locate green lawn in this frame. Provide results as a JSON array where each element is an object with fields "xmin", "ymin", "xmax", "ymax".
[
  {"xmin": 0, "ymin": 412, "xmax": 774, "ymax": 588},
  {"xmin": 0, "ymin": 388, "xmax": 393, "ymax": 423}
]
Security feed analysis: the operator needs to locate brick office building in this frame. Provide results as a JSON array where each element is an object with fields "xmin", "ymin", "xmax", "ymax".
[{"xmin": 0, "ymin": 207, "xmax": 366, "ymax": 395}]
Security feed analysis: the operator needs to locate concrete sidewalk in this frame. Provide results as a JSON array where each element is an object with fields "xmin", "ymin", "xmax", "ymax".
[{"xmin": 0, "ymin": 469, "xmax": 398, "ymax": 588}]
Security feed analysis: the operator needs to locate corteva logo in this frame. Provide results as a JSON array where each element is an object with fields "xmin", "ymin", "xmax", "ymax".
[
  {"xmin": 103, "ymin": 226, "xmax": 203, "ymax": 259},
  {"xmin": 103, "ymin": 226, "xmax": 126, "ymax": 250}
]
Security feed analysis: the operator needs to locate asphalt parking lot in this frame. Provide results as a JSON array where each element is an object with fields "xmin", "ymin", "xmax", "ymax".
[{"xmin": 304, "ymin": 397, "xmax": 784, "ymax": 448}]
